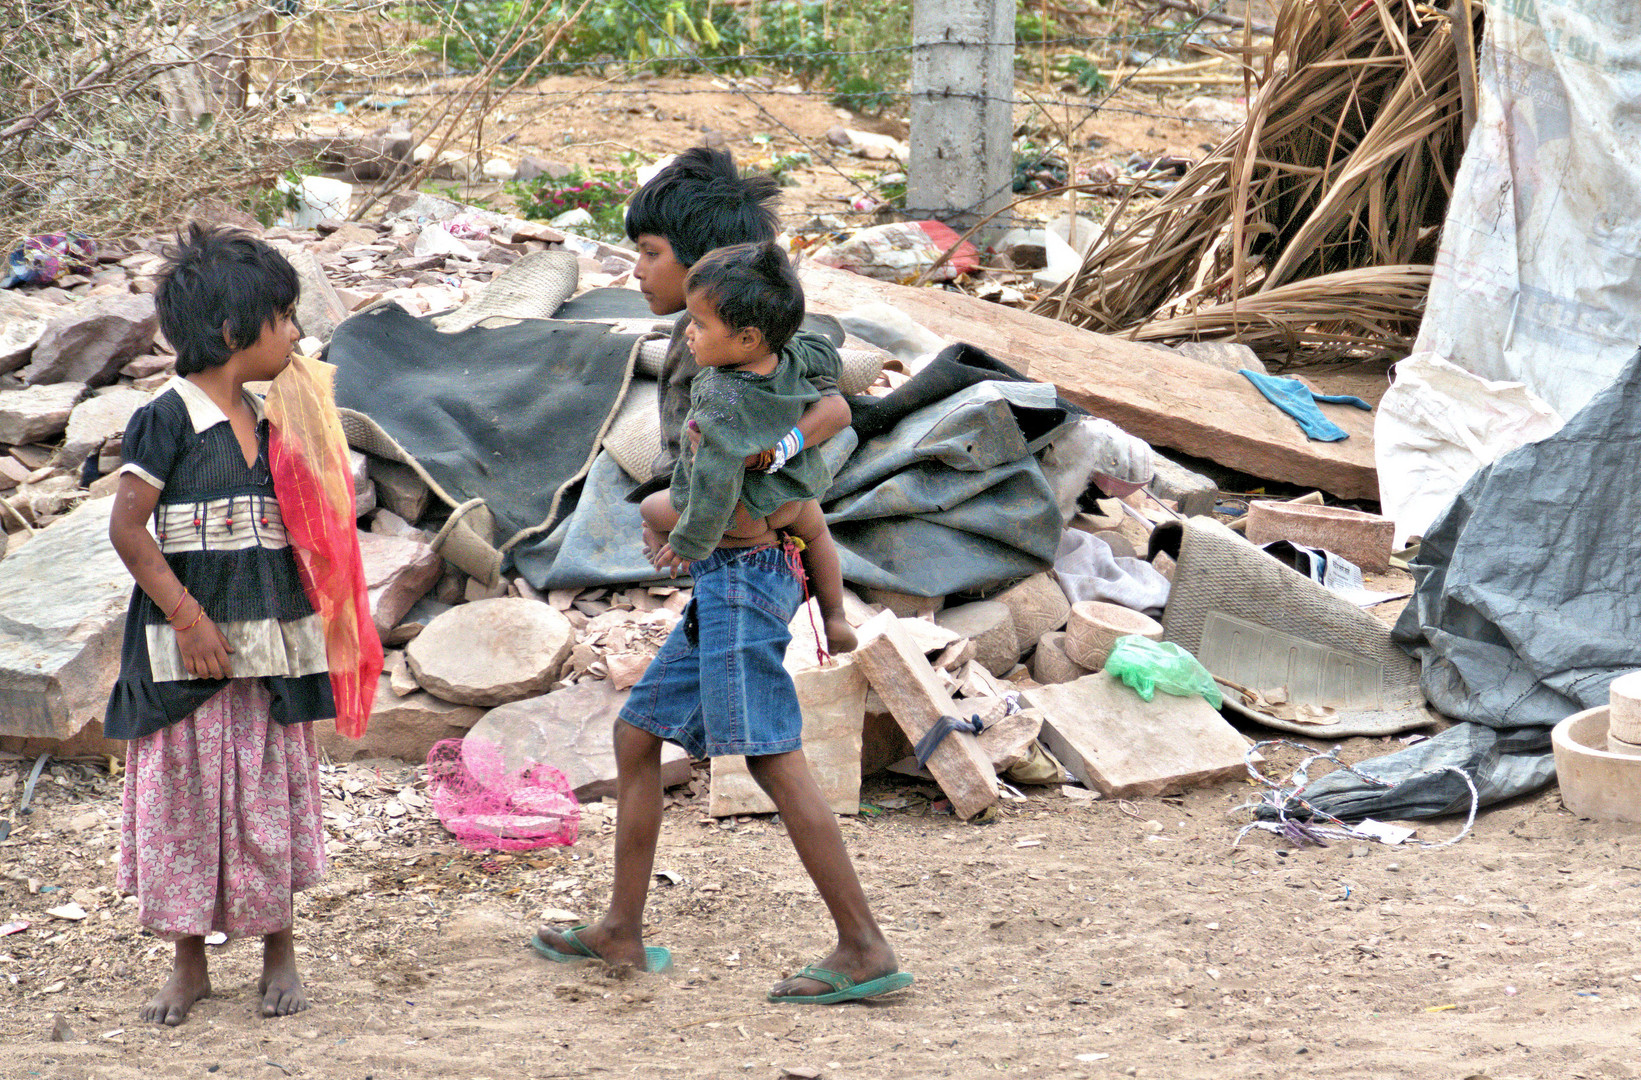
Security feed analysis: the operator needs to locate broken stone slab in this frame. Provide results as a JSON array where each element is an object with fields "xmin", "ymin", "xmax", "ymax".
[
  {"xmin": 463, "ymin": 679, "xmax": 691, "ymax": 801},
  {"xmin": 861, "ymin": 688, "xmax": 915, "ymax": 775},
  {"xmin": 0, "ymin": 291, "xmax": 64, "ymax": 374},
  {"xmin": 0, "ymin": 384, "xmax": 86, "ymax": 445},
  {"xmin": 975, "ymin": 708, "xmax": 1043, "ymax": 773},
  {"xmin": 0, "ymin": 497, "xmax": 129, "ymax": 740},
  {"xmin": 57, "ymin": 387, "xmax": 151, "ymax": 470},
  {"xmin": 22, "ymin": 293, "xmax": 158, "ymax": 387},
  {"xmin": 854, "ymin": 619, "xmax": 998, "ymax": 820},
  {"xmin": 1149, "ymin": 452, "xmax": 1218, "ymax": 517},
  {"xmin": 270, "ymin": 243, "xmax": 350, "ymax": 346},
  {"xmin": 933, "ymin": 601, "xmax": 1019, "ymax": 677},
  {"xmin": 407, "ymin": 596, "xmax": 575, "ymax": 706},
  {"xmin": 1174, "ymin": 339, "xmax": 1267, "ymax": 376},
  {"xmin": 1025, "ymin": 672, "xmax": 1250, "ymax": 798},
  {"xmin": 358, "ymin": 529, "xmax": 442, "ymax": 636},
  {"xmin": 350, "ymin": 449, "xmax": 376, "ymax": 517},
  {"xmin": 384, "ymin": 594, "xmax": 450, "ymax": 647},
  {"xmin": 367, "ymin": 457, "xmax": 430, "ymax": 522},
  {"xmin": 799, "ymin": 261, "xmax": 1379, "ymax": 500},
  {"xmin": 984, "ymin": 571, "xmax": 1071, "ymax": 647},
  {"xmin": 314, "ymin": 673, "xmax": 483, "ymax": 763},
  {"xmin": 711, "ymin": 656, "xmax": 868, "ymax": 817},
  {"xmin": 384, "ymin": 648, "xmax": 420, "ymax": 697}
]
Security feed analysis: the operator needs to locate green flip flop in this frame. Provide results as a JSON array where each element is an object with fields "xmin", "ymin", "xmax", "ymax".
[
  {"xmin": 530, "ymin": 925, "xmax": 673, "ymax": 974},
  {"xmin": 767, "ymin": 964, "xmax": 914, "ymax": 1005}
]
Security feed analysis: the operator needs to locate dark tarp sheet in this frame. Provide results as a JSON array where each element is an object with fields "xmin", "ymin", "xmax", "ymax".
[
  {"xmin": 515, "ymin": 378, "xmax": 1072, "ymax": 595},
  {"xmin": 327, "ymin": 303, "xmax": 635, "ymax": 541},
  {"xmin": 1292, "ymin": 349, "xmax": 1641, "ymax": 822}
]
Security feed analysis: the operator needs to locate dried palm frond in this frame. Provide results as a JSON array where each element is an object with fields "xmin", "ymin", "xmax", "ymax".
[{"xmin": 1035, "ymin": 0, "xmax": 1482, "ymax": 367}]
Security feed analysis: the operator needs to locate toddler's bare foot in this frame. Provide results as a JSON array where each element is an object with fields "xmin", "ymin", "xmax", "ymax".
[
  {"xmin": 140, "ymin": 937, "xmax": 210, "ymax": 1026},
  {"xmin": 259, "ymin": 928, "xmax": 310, "ymax": 1018},
  {"xmin": 823, "ymin": 611, "xmax": 858, "ymax": 654}
]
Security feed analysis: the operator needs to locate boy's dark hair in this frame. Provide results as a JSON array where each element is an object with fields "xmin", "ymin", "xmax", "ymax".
[
  {"xmin": 155, "ymin": 223, "xmax": 300, "ymax": 376},
  {"xmin": 625, "ymin": 147, "xmax": 780, "ymax": 267},
  {"xmin": 685, "ymin": 241, "xmax": 804, "ymax": 354}
]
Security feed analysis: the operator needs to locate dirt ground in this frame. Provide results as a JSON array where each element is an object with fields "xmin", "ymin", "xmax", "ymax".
[{"xmin": 4, "ymin": 732, "xmax": 1639, "ymax": 1080}]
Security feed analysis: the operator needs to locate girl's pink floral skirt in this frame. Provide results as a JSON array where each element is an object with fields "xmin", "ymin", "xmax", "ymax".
[{"xmin": 118, "ymin": 680, "xmax": 326, "ymax": 941}]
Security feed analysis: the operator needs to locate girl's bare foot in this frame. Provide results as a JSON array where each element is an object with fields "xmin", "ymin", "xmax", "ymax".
[
  {"xmin": 140, "ymin": 936, "xmax": 211, "ymax": 1026},
  {"xmin": 822, "ymin": 611, "xmax": 858, "ymax": 654},
  {"xmin": 259, "ymin": 928, "xmax": 310, "ymax": 1017}
]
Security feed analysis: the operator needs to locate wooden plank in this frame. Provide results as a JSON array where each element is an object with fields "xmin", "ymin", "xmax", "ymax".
[
  {"xmin": 854, "ymin": 620, "xmax": 998, "ymax": 819},
  {"xmin": 800, "ymin": 262, "xmax": 1378, "ymax": 500},
  {"xmin": 1024, "ymin": 672, "xmax": 1251, "ymax": 798}
]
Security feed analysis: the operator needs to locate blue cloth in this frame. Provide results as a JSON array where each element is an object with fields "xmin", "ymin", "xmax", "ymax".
[
  {"xmin": 1238, "ymin": 369, "xmax": 1372, "ymax": 442},
  {"xmin": 618, "ymin": 544, "xmax": 805, "ymax": 759}
]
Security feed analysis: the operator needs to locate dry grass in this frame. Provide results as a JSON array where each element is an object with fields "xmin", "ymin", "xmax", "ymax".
[{"xmin": 1035, "ymin": 0, "xmax": 1481, "ymax": 367}]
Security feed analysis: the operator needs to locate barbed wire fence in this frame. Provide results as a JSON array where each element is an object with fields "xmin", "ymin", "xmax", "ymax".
[{"xmin": 0, "ymin": 0, "xmax": 1266, "ymax": 243}]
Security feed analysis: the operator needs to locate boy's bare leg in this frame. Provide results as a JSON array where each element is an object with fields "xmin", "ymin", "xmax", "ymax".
[
  {"xmin": 140, "ymin": 935, "xmax": 211, "ymax": 1026},
  {"xmin": 788, "ymin": 501, "xmax": 856, "ymax": 654},
  {"xmin": 745, "ymin": 750, "xmax": 896, "ymax": 996},
  {"xmin": 535, "ymin": 720, "xmax": 662, "ymax": 967},
  {"xmin": 259, "ymin": 926, "xmax": 309, "ymax": 1017}
]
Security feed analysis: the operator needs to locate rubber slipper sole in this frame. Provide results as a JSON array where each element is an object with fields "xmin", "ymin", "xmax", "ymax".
[
  {"xmin": 768, "ymin": 971, "xmax": 914, "ymax": 1005},
  {"xmin": 529, "ymin": 933, "xmax": 673, "ymax": 974}
]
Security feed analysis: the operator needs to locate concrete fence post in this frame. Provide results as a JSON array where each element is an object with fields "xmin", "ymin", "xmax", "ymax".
[{"xmin": 906, "ymin": 0, "xmax": 1016, "ymax": 236}]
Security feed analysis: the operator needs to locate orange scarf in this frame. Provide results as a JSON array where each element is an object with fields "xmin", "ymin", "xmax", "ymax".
[{"xmin": 266, "ymin": 354, "xmax": 381, "ymax": 737}]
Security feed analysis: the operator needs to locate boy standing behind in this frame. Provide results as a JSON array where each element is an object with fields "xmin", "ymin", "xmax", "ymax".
[{"xmin": 532, "ymin": 242, "xmax": 911, "ymax": 1005}]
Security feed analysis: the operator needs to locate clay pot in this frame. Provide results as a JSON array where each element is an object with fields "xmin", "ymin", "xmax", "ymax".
[{"xmin": 1064, "ymin": 600, "xmax": 1163, "ymax": 671}]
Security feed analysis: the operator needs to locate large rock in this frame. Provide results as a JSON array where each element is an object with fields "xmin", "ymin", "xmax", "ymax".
[
  {"xmin": 269, "ymin": 241, "xmax": 350, "ymax": 345},
  {"xmin": 314, "ymin": 673, "xmax": 483, "ymax": 762},
  {"xmin": 358, "ymin": 529, "xmax": 441, "ymax": 636},
  {"xmin": 58, "ymin": 387, "xmax": 152, "ymax": 470},
  {"xmin": 463, "ymin": 679, "xmax": 692, "ymax": 800},
  {"xmin": 711, "ymin": 656, "xmax": 867, "ymax": 817},
  {"xmin": 407, "ymin": 596, "xmax": 575, "ymax": 706},
  {"xmin": 0, "ymin": 497, "xmax": 130, "ymax": 740},
  {"xmin": 22, "ymin": 293, "xmax": 157, "ymax": 387},
  {"xmin": 0, "ymin": 383, "xmax": 87, "ymax": 446},
  {"xmin": 934, "ymin": 601, "xmax": 1019, "ymax": 677},
  {"xmin": 0, "ymin": 292, "xmax": 64, "ymax": 374}
]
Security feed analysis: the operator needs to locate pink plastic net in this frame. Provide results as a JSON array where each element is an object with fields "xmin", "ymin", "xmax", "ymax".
[{"xmin": 427, "ymin": 739, "xmax": 580, "ymax": 851}]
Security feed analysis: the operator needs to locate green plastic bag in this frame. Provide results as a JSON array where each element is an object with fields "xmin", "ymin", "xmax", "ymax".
[{"xmin": 1103, "ymin": 636, "xmax": 1223, "ymax": 708}]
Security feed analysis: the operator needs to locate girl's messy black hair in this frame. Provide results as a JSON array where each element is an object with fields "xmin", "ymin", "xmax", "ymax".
[
  {"xmin": 684, "ymin": 241, "xmax": 804, "ymax": 354},
  {"xmin": 155, "ymin": 223, "xmax": 300, "ymax": 375},
  {"xmin": 624, "ymin": 147, "xmax": 780, "ymax": 267}
]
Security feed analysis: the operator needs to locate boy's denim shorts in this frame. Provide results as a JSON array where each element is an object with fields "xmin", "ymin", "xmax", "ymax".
[{"xmin": 618, "ymin": 543, "xmax": 806, "ymax": 759}]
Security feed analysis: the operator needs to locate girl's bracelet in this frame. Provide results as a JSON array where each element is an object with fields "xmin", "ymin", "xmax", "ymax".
[
  {"xmin": 172, "ymin": 604, "xmax": 205, "ymax": 632},
  {"xmin": 164, "ymin": 591, "xmax": 191, "ymax": 622}
]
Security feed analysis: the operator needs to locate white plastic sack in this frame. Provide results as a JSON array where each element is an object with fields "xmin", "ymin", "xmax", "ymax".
[
  {"xmin": 1375, "ymin": 353, "xmax": 1562, "ymax": 547},
  {"xmin": 1052, "ymin": 528, "xmax": 1170, "ymax": 616},
  {"xmin": 1414, "ymin": 4, "xmax": 1641, "ymax": 419}
]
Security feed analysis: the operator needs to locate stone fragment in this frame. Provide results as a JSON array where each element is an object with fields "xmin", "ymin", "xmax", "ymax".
[
  {"xmin": 861, "ymin": 586, "xmax": 942, "ymax": 619},
  {"xmin": 1245, "ymin": 499, "xmax": 1394, "ymax": 574},
  {"xmin": 22, "ymin": 293, "xmax": 157, "ymax": 386},
  {"xmin": 0, "ymin": 291, "xmax": 63, "ymax": 374},
  {"xmin": 1029, "ymin": 630, "xmax": 1090, "ymax": 685},
  {"xmin": 0, "ymin": 384, "xmax": 85, "ymax": 445},
  {"xmin": 1025, "ymin": 672, "xmax": 1250, "ymax": 797},
  {"xmin": 118, "ymin": 354, "xmax": 173, "ymax": 380},
  {"xmin": 933, "ymin": 601, "xmax": 1019, "ymax": 677},
  {"xmin": 314, "ymin": 674, "xmax": 482, "ymax": 762},
  {"xmin": 385, "ymin": 595, "xmax": 450, "ymax": 647},
  {"xmin": 407, "ymin": 597, "xmax": 575, "ymax": 706},
  {"xmin": 350, "ymin": 449, "xmax": 376, "ymax": 517},
  {"xmin": 0, "ymin": 497, "xmax": 129, "ymax": 739},
  {"xmin": 712, "ymin": 656, "xmax": 868, "ymax": 817},
  {"xmin": 861, "ymin": 688, "xmax": 914, "ymax": 775},
  {"xmin": 370, "ymin": 507, "xmax": 432, "ymax": 544},
  {"xmin": 57, "ymin": 387, "xmax": 150, "ymax": 470},
  {"xmin": 975, "ymin": 708, "xmax": 1043, "ymax": 772},
  {"xmin": 1173, "ymin": 339, "xmax": 1266, "ymax": 376},
  {"xmin": 385, "ymin": 649, "xmax": 420, "ymax": 697},
  {"xmin": 1149, "ymin": 452, "xmax": 1218, "ymax": 518},
  {"xmin": 358, "ymin": 529, "xmax": 441, "ymax": 636},
  {"xmin": 463, "ymin": 680, "xmax": 691, "ymax": 800},
  {"xmin": 986, "ymin": 571, "xmax": 1071, "ymax": 645},
  {"xmin": 367, "ymin": 457, "xmax": 430, "ymax": 522},
  {"xmin": 855, "ymin": 619, "xmax": 998, "ymax": 819}
]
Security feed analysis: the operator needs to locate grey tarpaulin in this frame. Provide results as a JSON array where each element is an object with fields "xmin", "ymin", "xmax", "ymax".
[
  {"xmin": 516, "ymin": 379, "xmax": 1071, "ymax": 595},
  {"xmin": 1288, "ymin": 349, "xmax": 1641, "ymax": 822}
]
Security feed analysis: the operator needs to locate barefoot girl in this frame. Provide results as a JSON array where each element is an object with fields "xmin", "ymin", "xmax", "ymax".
[{"xmin": 105, "ymin": 225, "xmax": 337, "ymax": 1025}]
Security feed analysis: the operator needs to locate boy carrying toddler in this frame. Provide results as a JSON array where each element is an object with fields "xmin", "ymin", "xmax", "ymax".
[{"xmin": 531, "ymin": 241, "xmax": 910, "ymax": 1004}]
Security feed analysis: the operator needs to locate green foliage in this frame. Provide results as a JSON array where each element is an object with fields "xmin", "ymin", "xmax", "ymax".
[
  {"xmin": 1055, "ymin": 55, "xmax": 1109, "ymax": 94},
  {"xmin": 509, "ymin": 165, "xmax": 636, "ymax": 238},
  {"xmin": 244, "ymin": 168, "xmax": 310, "ymax": 229},
  {"xmin": 751, "ymin": 0, "xmax": 911, "ymax": 113}
]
